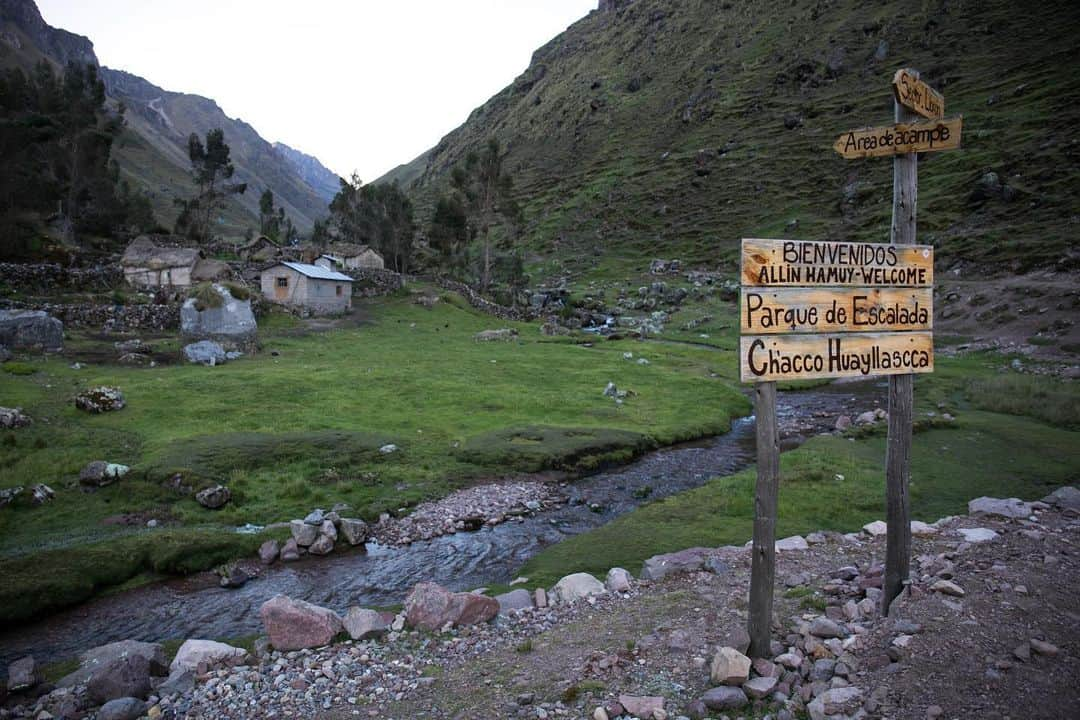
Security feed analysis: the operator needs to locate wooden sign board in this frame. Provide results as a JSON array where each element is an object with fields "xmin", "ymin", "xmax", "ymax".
[
  {"xmin": 741, "ymin": 287, "xmax": 933, "ymax": 335},
  {"xmin": 741, "ymin": 238, "xmax": 933, "ymax": 288},
  {"xmin": 892, "ymin": 68, "xmax": 944, "ymax": 120},
  {"xmin": 833, "ymin": 117, "xmax": 961, "ymax": 159},
  {"xmin": 739, "ymin": 331, "xmax": 934, "ymax": 382}
]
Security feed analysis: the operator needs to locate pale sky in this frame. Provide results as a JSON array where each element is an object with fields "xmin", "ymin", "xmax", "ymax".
[{"xmin": 36, "ymin": 0, "xmax": 597, "ymax": 182}]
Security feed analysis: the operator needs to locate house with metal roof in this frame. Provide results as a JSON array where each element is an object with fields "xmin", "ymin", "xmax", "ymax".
[{"xmin": 260, "ymin": 261, "xmax": 354, "ymax": 315}]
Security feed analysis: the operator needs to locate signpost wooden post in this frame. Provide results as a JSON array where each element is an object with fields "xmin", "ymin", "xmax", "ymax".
[{"xmin": 744, "ymin": 68, "xmax": 955, "ymax": 656}]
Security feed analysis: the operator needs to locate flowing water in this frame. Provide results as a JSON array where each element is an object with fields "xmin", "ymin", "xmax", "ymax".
[{"xmin": 0, "ymin": 380, "xmax": 885, "ymax": 667}]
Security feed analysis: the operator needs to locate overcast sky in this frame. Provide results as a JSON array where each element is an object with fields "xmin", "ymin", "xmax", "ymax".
[{"xmin": 36, "ymin": 0, "xmax": 596, "ymax": 182}]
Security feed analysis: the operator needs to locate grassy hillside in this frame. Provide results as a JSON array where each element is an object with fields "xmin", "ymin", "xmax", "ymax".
[{"xmin": 384, "ymin": 0, "xmax": 1080, "ymax": 281}]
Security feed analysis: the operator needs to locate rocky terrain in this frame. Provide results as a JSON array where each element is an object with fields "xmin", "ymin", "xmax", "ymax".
[{"xmin": 4, "ymin": 487, "xmax": 1076, "ymax": 720}]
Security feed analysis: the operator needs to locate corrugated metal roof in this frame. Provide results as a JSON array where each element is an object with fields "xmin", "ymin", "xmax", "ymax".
[{"xmin": 277, "ymin": 261, "xmax": 354, "ymax": 282}]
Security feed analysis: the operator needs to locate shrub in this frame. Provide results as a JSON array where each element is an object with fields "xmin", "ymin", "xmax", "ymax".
[
  {"xmin": 2, "ymin": 361, "xmax": 37, "ymax": 375},
  {"xmin": 457, "ymin": 425, "xmax": 652, "ymax": 473}
]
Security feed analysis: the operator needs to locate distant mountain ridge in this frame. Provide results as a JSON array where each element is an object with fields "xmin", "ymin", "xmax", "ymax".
[{"xmin": 1, "ymin": 0, "xmax": 337, "ymax": 237}]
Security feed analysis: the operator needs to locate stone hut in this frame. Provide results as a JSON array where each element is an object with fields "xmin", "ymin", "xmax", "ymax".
[
  {"xmin": 121, "ymin": 236, "xmax": 202, "ymax": 288},
  {"xmin": 260, "ymin": 261, "xmax": 354, "ymax": 315},
  {"xmin": 321, "ymin": 243, "xmax": 385, "ymax": 270}
]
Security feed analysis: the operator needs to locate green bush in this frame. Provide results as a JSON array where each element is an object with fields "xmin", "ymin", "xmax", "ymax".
[
  {"xmin": 2, "ymin": 361, "xmax": 37, "ymax": 375},
  {"xmin": 967, "ymin": 374, "xmax": 1080, "ymax": 428}
]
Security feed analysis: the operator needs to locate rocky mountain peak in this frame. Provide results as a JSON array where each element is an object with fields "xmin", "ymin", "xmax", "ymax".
[{"xmin": 0, "ymin": 0, "xmax": 97, "ymax": 67}]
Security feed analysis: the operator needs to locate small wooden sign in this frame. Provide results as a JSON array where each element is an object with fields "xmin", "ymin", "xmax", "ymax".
[
  {"xmin": 892, "ymin": 68, "xmax": 944, "ymax": 120},
  {"xmin": 833, "ymin": 117, "xmax": 962, "ymax": 159},
  {"xmin": 741, "ymin": 238, "xmax": 933, "ymax": 288},
  {"xmin": 741, "ymin": 287, "xmax": 933, "ymax": 335},
  {"xmin": 739, "ymin": 331, "xmax": 934, "ymax": 382}
]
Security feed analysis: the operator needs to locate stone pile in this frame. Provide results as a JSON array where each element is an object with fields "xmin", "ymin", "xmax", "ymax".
[
  {"xmin": 274, "ymin": 508, "xmax": 369, "ymax": 562},
  {"xmin": 0, "ymin": 406, "xmax": 31, "ymax": 429},
  {"xmin": 74, "ymin": 386, "xmax": 125, "ymax": 413},
  {"xmin": 372, "ymin": 481, "xmax": 560, "ymax": 546}
]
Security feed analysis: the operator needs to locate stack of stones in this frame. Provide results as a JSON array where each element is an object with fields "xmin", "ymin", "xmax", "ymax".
[{"xmin": 262, "ymin": 508, "xmax": 370, "ymax": 564}]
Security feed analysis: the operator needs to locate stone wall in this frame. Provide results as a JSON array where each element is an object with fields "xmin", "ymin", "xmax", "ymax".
[
  {"xmin": 0, "ymin": 263, "xmax": 123, "ymax": 293},
  {"xmin": 344, "ymin": 268, "xmax": 406, "ymax": 298},
  {"xmin": 430, "ymin": 277, "xmax": 536, "ymax": 321},
  {"xmin": 3, "ymin": 302, "xmax": 179, "ymax": 332}
]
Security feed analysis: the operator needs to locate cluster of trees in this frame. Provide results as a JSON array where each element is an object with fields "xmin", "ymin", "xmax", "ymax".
[
  {"xmin": 258, "ymin": 189, "xmax": 299, "ymax": 245},
  {"xmin": 174, "ymin": 128, "xmax": 246, "ymax": 243},
  {"xmin": 323, "ymin": 174, "xmax": 415, "ymax": 273},
  {"xmin": 0, "ymin": 61, "xmax": 156, "ymax": 258},
  {"xmin": 427, "ymin": 138, "xmax": 527, "ymax": 304}
]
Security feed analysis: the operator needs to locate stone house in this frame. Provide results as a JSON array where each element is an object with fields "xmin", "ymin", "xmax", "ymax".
[
  {"xmin": 321, "ymin": 243, "xmax": 385, "ymax": 270},
  {"xmin": 260, "ymin": 261, "xmax": 354, "ymax": 314},
  {"xmin": 121, "ymin": 236, "xmax": 203, "ymax": 288},
  {"xmin": 238, "ymin": 235, "xmax": 282, "ymax": 264}
]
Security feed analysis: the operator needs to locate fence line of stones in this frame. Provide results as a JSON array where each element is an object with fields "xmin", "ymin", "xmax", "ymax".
[
  {"xmin": 428, "ymin": 276, "xmax": 536, "ymax": 321},
  {"xmin": 0, "ymin": 263, "xmax": 123, "ymax": 293},
  {"xmin": 1, "ymin": 301, "xmax": 180, "ymax": 332},
  {"xmin": 343, "ymin": 268, "xmax": 407, "ymax": 298}
]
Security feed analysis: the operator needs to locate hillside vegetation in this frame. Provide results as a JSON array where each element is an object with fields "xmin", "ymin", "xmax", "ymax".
[{"xmin": 383, "ymin": 0, "xmax": 1080, "ymax": 281}]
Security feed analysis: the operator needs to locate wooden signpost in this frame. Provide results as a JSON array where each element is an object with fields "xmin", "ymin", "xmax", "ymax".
[{"xmin": 745, "ymin": 68, "xmax": 955, "ymax": 659}]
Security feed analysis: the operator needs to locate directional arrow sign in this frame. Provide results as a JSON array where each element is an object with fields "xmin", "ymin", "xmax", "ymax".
[
  {"xmin": 892, "ymin": 68, "xmax": 945, "ymax": 120},
  {"xmin": 833, "ymin": 117, "xmax": 962, "ymax": 159}
]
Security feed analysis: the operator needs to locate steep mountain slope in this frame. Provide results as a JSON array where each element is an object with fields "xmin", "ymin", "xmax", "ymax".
[
  {"xmin": 1, "ymin": 0, "xmax": 335, "ymax": 238},
  {"xmin": 382, "ymin": 0, "xmax": 1080, "ymax": 280},
  {"xmin": 274, "ymin": 141, "xmax": 342, "ymax": 201}
]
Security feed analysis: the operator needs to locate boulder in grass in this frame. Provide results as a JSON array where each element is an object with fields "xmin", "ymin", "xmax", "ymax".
[
  {"xmin": 641, "ymin": 547, "xmax": 709, "ymax": 580},
  {"xmin": 0, "ymin": 407, "xmax": 31, "ymax": 429},
  {"xmin": 195, "ymin": 484, "xmax": 230, "ymax": 509},
  {"xmin": 551, "ymin": 572, "xmax": 606, "ymax": 604},
  {"xmin": 968, "ymin": 496, "xmax": 1033, "ymax": 519},
  {"xmin": 0, "ymin": 309, "xmax": 63, "ymax": 352},
  {"xmin": 403, "ymin": 582, "xmax": 499, "ymax": 631},
  {"xmin": 170, "ymin": 639, "xmax": 247, "ymax": 674},
  {"xmin": 259, "ymin": 595, "xmax": 343, "ymax": 651},
  {"xmin": 74, "ymin": 386, "xmax": 125, "ymax": 413},
  {"xmin": 183, "ymin": 340, "xmax": 227, "ymax": 366},
  {"xmin": 79, "ymin": 461, "xmax": 130, "ymax": 488},
  {"xmin": 606, "ymin": 567, "xmax": 632, "ymax": 592}
]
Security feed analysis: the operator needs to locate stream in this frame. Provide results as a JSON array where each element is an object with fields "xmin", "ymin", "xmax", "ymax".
[{"xmin": 0, "ymin": 380, "xmax": 885, "ymax": 667}]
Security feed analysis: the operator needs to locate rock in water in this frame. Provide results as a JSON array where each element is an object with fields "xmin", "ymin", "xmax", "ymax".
[
  {"xmin": 259, "ymin": 595, "xmax": 343, "ymax": 650},
  {"xmin": 170, "ymin": 639, "xmax": 247, "ymax": 673},
  {"xmin": 552, "ymin": 572, "xmax": 606, "ymax": 603},
  {"xmin": 339, "ymin": 518, "xmax": 369, "ymax": 545},
  {"xmin": 342, "ymin": 607, "xmax": 389, "ymax": 640},
  {"xmin": 0, "ymin": 309, "xmax": 63, "ymax": 351},
  {"xmin": 710, "ymin": 647, "xmax": 751, "ymax": 685},
  {"xmin": 403, "ymin": 582, "xmax": 499, "ymax": 631},
  {"xmin": 183, "ymin": 340, "xmax": 227, "ymax": 366},
  {"xmin": 195, "ymin": 485, "xmax": 230, "ymax": 509},
  {"xmin": 279, "ymin": 538, "xmax": 300, "ymax": 561},
  {"xmin": 74, "ymin": 386, "xmax": 125, "ymax": 413},
  {"xmin": 290, "ymin": 519, "xmax": 319, "ymax": 546},
  {"xmin": 258, "ymin": 539, "xmax": 280, "ymax": 564},
  {"xmin": 308, "ymin": 533, "xmax": 335, "ymax": 556}
]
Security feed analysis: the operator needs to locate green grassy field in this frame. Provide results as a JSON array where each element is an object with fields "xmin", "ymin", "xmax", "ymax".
[
  {"xmin": 512, "ymin": 357, "xmax": 1080, "ymax": 590},
  {"xmin": 0, "ymin": 292, "xmax": 750, "ymax": 621}
]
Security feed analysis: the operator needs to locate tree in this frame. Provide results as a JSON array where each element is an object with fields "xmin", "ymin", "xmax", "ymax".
[
  {"xmin": 326, "ymin": 174, "xmax": 415, "ymax": 273},
  {"xmin": 428, "ymin": 193, "xmax": 468, "ymax": 261},
  {"xmin": 447, "ymin": 138, "xmax": 520, "ymax": 293},
  {"xmin": 176, "ymin": 128, "xmax": 245, "ymax": 242}
]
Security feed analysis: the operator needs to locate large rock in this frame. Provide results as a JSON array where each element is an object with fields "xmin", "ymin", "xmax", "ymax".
[
  {"xmin": 74, "ymin": 386, "xmax": 125, "ymax": 413},
  {"xmin": 195, "ymin": 485, "xmax": 230, "ymax": 509},
  {"xmin": 808, "ymin": 687, "xmax": 863, "ymax": 720},
  {"xmin": 98, "ymin": 697, "xmax": 147, "ymax": 720},
  {"xmin": 170, "ymin": 639, "xmax": 247, "ymax": 673},
  {"xmin": 339, "ymin": 518, "xmax": 369, "ymax": 545},
  {"xmin": 78, "ymin": 461, "xmax": 130, "ymax": 488},
  {"xmin": 495, "ymin": 589, "xmax": 534, "ymax": 613},
  {"xmin": 259, "ymin": 595, "xmax": 343, "ymax": 650},
  {"xmin": 605, "ymin": 567, "xmax": 632, "ymax": 592},
  {"xmin": 473, "ymin": 328, "xmax": 518, "ymax": 342},
  {"xmin": 308, "ymin": 533, "xmax": 335, "ymax": 556},
  {"xmin": 775, "ymin": 535, "xmax": 809, "ymax": 551},
  {"xmin": 710, "ymin": 647, "xmax": 751, "ymax": 685},
  {"xmin": 0, "ymin": 309, "xmax": 63, "ymax": 352},
  {"xmin": 85, "ymin": 654, "xmax": 152, "ymax": 704},
  {"xmin": 641, "ymin": 547, "xmax": 710, "ymax": 580},
  {"xmin": 743, "ymin": 675, "xmax": 778, "ymax": 699},
  {"xmin": 6, "ymin": 656, "xmax": 37, "ymax": 692},
  {"xmin": 968, "ymin": 496, "xmax": 1033, "ymax": 519},
  {"xmin": 58, "ymin": 640, "xmax": 167, "ymax": 688},
  {"xmin": 279, "ymin": 538, "xmax": 300, "ymax": 561},
  {"xmin": 342, "ymin": 607, "xmax": 389, "ymax": 640},
  {"xmin": 1043, "ymin": 486, "xmax": 1080, "ymax": 511},
  {"xmin": 551, "ymin": 572, "xmax": 606, "ymax": 604},
  {"xmin": 957, "ymin": 527, "xmax": 998, "ymax": 543},
  {"xmin": 702, "ymin": 686, "xmax": 748, "ymax": 711},
  {"xmin": 403, "ymin": 582, "xmax": 499, "ymax": 631},
  {"xmin": 181, "ymin": 284, "xmax": 257, "ymax": 350},
  {"xmin": 618, "ymin": 695, "xmax": 664, "ymax": 718},
  {"xmin": 290, "ymin": 519, "xmax": 319, "ymax": 546},
  {"xmin": 183, "ymin": 340, "xmax": 227, "ymax": 366},
  {"xmin": 259, "ymin": 539, "xmax": 280, "ymax": 564}
]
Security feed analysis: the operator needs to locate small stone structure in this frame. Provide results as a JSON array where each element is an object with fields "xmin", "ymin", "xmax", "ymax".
[
  {"xmin": 261, "ymin": 262, "xmax": 353, "ymax": 315},
  {"xmin": 121, "ymin": 236, "xmax": 203, "ymax": 289},
  {"xmin": 318, "ymin": 243, "xmax": 384, "ymax": 270}
]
